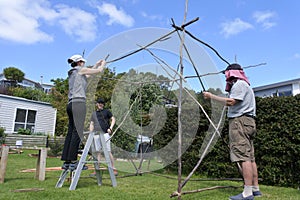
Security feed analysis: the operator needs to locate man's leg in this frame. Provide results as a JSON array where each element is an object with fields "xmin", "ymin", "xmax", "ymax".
[
  {"xmin": 104, "ymin": 133, "xmax": 117, "ymax": 175},
  {"xmin": 252, "ymin": 161, "xmax": 258, "ymax": 186},
  {"xmin": 110, "ymin": 152, "xmax": 118, "ymax": 175},
  {"xmin": 251, "ymin": 161, "xmax": 262, "ymax": 196},
  {"xmin": 241, "ymin": 161, "xmax": 254, "ymax": 197},
  {"xmin": 241, "ymin": 161, "xmax": 253, "ymax": 186},
  {"xmin": 109, "ymin": 152, "xmax": 115, "ymax": 169}
]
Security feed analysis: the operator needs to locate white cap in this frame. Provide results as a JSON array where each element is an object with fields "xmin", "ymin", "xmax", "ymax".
[{"xmin": 68, "ymin": 54, "xmax": 86, "ymax": 63}]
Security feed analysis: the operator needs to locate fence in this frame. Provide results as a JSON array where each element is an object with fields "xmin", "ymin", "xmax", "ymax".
[
  {"xmin": 3, "ymin": 134, "xmax": 65, "ymax": 148},
  {"xmin": 4, "ymin": 134, "xmax": 47, "ymax": 147}
]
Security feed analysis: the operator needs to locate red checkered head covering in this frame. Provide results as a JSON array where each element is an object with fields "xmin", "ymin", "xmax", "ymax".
[{"xmin": 223, "ymin": 63, "xmax": 250, "ymax": 92}]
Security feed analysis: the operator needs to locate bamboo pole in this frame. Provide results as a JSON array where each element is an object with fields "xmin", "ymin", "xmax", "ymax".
[
  {"xmin": 176, "ymin": 1, "xmax": 189, "ymax": 199},
  {"xmin": 106, "ymin": 17, "xmax": 199, "ymax": 64},
  {"xmin": 170, "ymin": 186, "xmax": 240, "ymax": 198}
]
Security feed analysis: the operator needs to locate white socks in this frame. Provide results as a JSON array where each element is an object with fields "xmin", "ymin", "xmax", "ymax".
[
  {"xmin": 242, "ymin": 185, "xmax": 260, "ymax": 197},
  {"xmin": 242, "ymin": 185, "xmax": 253, "ymax": 197}
]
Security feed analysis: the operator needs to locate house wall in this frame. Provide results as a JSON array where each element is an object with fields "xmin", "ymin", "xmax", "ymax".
[
  {"xmin": 0, "ymin": 94, "xmax": 56, "ymax": 136},
  {"xmin": 253, "ymin": 78, "xmax": 300, "ymax": 97},
  {"xmin": 292, "ymin": 82, "xmax": 300, "ymax": 96},
  {"xmin": 254, "ymin": 84, "xmax": 293, "ymax": 97}
]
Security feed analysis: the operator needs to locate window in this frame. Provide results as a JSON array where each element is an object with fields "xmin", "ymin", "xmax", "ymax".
[
  {"xmin": 14, "ymin": 108, "xmax": 37, "ymax": 132},
  {"xmin": 43, "ymin": 88, "xmax": 51, "ymax": 94},
  {"xmin": 279, "ymin": 91, "xmax": 292, "ymax": 96},
  {"xmin": 272, "ymin": 90, "xmax": 292, "ymax": 97}
]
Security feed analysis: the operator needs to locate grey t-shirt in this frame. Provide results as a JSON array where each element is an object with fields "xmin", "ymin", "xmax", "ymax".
[
  {"xmin": 227, "ymin": 79, "xmax": 256, "ymax": 118},
  {"xmin": 68, "ymin": 67, "xmax": 87, "ymax": 101}
]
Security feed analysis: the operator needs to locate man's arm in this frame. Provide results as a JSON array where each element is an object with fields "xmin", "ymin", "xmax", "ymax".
[
  {"xmin": 203, "ymin": 92, "xmax": 237, "ymax": 106},
  {"xmin": 89, "ymin": 121, "xmax": 95, "ymax": 132},
  {"xmin": 108, "ymin": 116, "xmax": 116, "ymax": 134}
]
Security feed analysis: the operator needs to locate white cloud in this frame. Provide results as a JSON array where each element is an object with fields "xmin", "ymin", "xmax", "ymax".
[
  {"xmin": 220, "ymin": 18, "xmax": 253, "ymax": 38},
  {"xmin": 253, "ymin": 10, "xmax": 277, "ymax": 29},
  {"xmin": 140, "ymin": 11, "xmax": 163, "ymax": 21},
  {"xmin": 0, "ymin": 0, "xmax": 98, "ymax": 44},
  {"xmin": 97, "ymin": 2, "xmax": 134, "ymax": 27},
  {"xmin": 293, "ymin": 53, "xmax": 300, "ymax": 59},
  {"xmin": 0, "ymin": 0, "xmax": 56, "ymax": 44},
  {"xmin": 56, "ymin": 5, "xmax": 97, "ymax": 42}
]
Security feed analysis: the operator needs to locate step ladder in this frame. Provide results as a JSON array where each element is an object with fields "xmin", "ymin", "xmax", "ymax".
[{"xmin": 55, "ymin": 131, "xmax": 117, "ymax": 190}]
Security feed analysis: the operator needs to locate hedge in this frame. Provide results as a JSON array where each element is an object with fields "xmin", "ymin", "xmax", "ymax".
[{"xmin": 154, "ymin": 94, "xmax": 300, "ymax": 188}]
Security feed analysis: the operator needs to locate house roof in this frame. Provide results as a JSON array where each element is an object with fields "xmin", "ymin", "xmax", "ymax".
[
  {"xmin": 253, "ymin": 77, "xmax": 300, "ymax": 91},
  {"xmin": 0, "ymin": 94, "xmax": 53, "ymax": 106}
]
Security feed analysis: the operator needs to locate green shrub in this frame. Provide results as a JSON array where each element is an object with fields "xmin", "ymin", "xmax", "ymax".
[
  {"xmin": 0, "ymin": 127, "xmax": 5, "ymax": 137},
  {"xmin": 255, "ymin": 95, "xmax": 300, "ymax": 187},
  {"xmin": 47, "ymin": 136, "xmax": 64, "ymax": 157},
  {"xmin": 157, "ymin": 94, "xmax": 300, "ymax": 188},
  {"xmin": 32, "ymin": 132, "xmax": 46, "ymax": 136},
  {"xmin": 0, "ymin": 127, "xmax": 6, "ymax": 145},
  {"xmin": 17, "ymin": 128, "xmax": 31, "ymax": 135}
]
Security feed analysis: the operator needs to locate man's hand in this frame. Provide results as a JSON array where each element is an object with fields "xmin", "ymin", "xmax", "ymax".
[{"xmin": 203, "ymin": 91, "xmax": 236, "ymax": 106}]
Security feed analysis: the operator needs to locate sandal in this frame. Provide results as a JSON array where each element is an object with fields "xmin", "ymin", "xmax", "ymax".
[{"xmin": 113, "ymin": 168, "xmax": 118, "ymax": 176}]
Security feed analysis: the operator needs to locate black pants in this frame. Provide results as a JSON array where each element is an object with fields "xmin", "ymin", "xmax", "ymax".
[{"xmin": 61, "ymin": 101, "xmax": 86, "ymax": 162}]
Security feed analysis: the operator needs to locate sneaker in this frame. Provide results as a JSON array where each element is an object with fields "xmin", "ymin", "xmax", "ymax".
[
  {"xmin": 69, "ymin": 162, "xmax": 77, "ymax": 171},
  {"xmin": 253, "ymin": 190, "xmax": 262, "ymax": 197},
  {"xmin": 82, "ymin": 165, "xmax": 88, "ymax": 170},
  {"xmin": 229, "ymin": 193, "xmax": 254, "ymax": 200},
  {"xmin": 69, "ymin": 162, "xmax": 88, "ymax": 171},
  {"xmin": 61, "ymin": 162, "xmax": 70, "ymax": 170}
]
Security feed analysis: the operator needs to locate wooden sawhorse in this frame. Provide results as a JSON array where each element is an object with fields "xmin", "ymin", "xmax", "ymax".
[{"xmin": 0, "ymin": 146, "xmax": 48, "ymax": 183}]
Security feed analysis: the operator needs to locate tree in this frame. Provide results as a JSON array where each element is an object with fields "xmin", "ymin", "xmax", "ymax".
[
  {"xmin": 10, "ymin": 87, "xmax": 51, "ymax": 102},
  {"xmin": 93, "ymin": 67, "xmax": 120, "ymax": 107},
  {"xmin": 49, "ymin": 78, "xmax": 69, "ymax": 136},
  {"xmin": 3, "ymin": 67, "xmax": 25, "ymax": 86}
]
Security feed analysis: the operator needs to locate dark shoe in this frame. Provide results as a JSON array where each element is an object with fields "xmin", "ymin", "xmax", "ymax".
[
  {"xmin": 69, "ymin": 162, "xmax": 77, "ymax": 171},
  {"xmin": 82, "ymin": 165, "xmax": 88, "ymax": 170},
  {"xmin": 253, "ymin": 190, "xmax": 262, "ymax": 197},
  {"xmin": 69, "ymin": 162, "xmax": 88, "ymax": 171},
  {"xmin": 61, "ymin": 162, "xmax": 70, "ymax": 170},
  {"xmin": 229, "ymin": 193, "xmax": 254, "ymax": 200}
]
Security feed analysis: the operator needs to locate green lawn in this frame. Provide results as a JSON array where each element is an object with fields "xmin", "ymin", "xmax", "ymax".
[{"xmin": 0, "ymin": 150, "xmax": 299, "ymax": 200}]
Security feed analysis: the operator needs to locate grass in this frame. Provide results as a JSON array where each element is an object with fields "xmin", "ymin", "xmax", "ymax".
[{"xmin": 0, "ymin": 150, "xmax": 299, "ymax": 200}]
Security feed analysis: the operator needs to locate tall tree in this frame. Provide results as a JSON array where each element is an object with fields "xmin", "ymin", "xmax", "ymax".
[
  {"xmin": 3, "ymin": 67, "xmax": 25, "ymax": 86},
  {"xmin": 49, "ymin": 78, "xmax": 69, "ymax": 136},
  {"xmin": 10, "ymin": 87, "xmax": 51, "ymax": 102}
]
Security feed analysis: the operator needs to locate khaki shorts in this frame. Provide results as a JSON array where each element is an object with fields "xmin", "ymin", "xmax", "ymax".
[
  {"xmin": 94, "ymin": 133, "xmax": 111, "ymax": 152},
  {"xmin": 229, "ymin": 115, "xmax": 256, "ymax": 162}
]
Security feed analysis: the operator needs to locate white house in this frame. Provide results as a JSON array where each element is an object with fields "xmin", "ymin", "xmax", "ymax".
[
  {"xmin": 0, "ymin": 73, "xmax": 53, "ymax": 93},
  {"xmin": 253, "ymin": 78, "xmax": 300, "ymax": 97},
  {"xmin": 0, "ymin": 94, "xmax": 57, "ymax": 136}
]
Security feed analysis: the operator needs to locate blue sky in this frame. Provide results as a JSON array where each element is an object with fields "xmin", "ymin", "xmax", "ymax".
[{"xmin": 0, "ymin": 0, "xmax": 300, "ymax": 89}]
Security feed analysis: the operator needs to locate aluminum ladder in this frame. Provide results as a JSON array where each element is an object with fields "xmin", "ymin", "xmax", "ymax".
[{"xmin": 55, "ymin": 131, "xmax": 117, "ymax": 190}]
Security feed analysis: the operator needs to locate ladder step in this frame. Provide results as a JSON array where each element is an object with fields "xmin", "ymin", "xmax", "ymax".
[{"xmin": 83, "ymin": 161, "xmax": 110, "ymax": 164}]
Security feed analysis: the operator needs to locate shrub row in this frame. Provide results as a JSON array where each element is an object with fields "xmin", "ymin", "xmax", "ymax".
[{"xmin": 152, "ymin": 94, "xmax": 300, "ymax": 188}]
